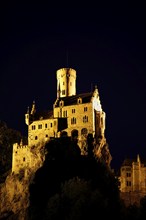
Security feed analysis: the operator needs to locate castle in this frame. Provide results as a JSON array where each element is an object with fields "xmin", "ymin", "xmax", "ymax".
[
  {"xmin": 11, "ymin": 67, "xmax": 146, "ymax": 205},
  {"xmin": 119, "ymin": 154, "xmax": 146, "ymax": 206},
  {"xmin": 12, "ymin": 67, "xmax": 112, "ymax": 175}
]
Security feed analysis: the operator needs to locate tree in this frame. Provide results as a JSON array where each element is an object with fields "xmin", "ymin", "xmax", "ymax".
[
  {"xmin": 0, "ymin": 120, "xmax": 27, "ymax": 181},
  {"xmin": 27, "ymin": 136, "xmax": 124, "ymax": 220}
]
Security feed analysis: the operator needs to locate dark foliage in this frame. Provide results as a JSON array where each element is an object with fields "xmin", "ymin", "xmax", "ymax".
[
  {"xmin": 0, "ymin": 120, "xmax": 27, "ymax": 182},
  {"xmin": 27, "ymin": 136, "xmax": 124, "ymax": 220}
]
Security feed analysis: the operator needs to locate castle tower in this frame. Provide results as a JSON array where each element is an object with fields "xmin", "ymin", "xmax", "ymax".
[{"xmin": 56, "ymin": 68, "xmax": 76, "ymax": 98}]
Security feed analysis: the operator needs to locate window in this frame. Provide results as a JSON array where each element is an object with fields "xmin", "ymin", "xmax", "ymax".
[
  {"xmin": 59, "ymin": 100, "xmax": 64, "ymax": 107},
  {"xmin": 35, "ymin": 136, "xmax": 38, "ymax": 140},
  {"xmin": 71, "ymin": 117, "xmax": 76, "ymax": 124},
  {"xmin": 63, "ymin": 110, "xmax": 67, "ymax": 117},
  {"xmin": 77, "ymin": 97, "xmax": 82, "ymax": 104},
  {"xmin": 23, "ymin": 157, "xmax": 25, "ymax": 162},
  {"xmin": 126, "ymin": 181, "xmax": 131, "ymax": 186},
  {"xmin": 83, "ymin": 115, "xmax": 88, "ymax": 123},
  {"xmin": 45, "ymin": 124, "xmax": 47, "ymax": 128},
  {"xmin": 84, "ymin": 107, "xmax": 87, "ymax": 112},
  {"xmin": 126, "ymin": 173, "xmax": 131, "ymax": 177},
  {"xmin": 38, "ymin": 124, "xmax": 42, "ymax": 129},
  {"xmin": 32, "ymin": 125, "xmax": 36, "ymax": 130},
  {"xmin": 50, "ymin": 123, "xmax": 53, "ymax": 127},
  {"xmin": 72, "ymin": 109, "xmax": 75, "ymax": 113},
  {"xmin": 62, "ymin": 90, "xmax": 65, "ymax": 95},
  {"xmin": 81, "ymin": 128, "xmax": 88, "ymax": 135}
]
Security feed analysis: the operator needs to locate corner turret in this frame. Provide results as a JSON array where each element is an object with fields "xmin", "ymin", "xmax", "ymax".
[
  {"xmin": 25, "ymin": 101, "xmax": 36, "ymax": 126},
  {"xmin": 25, "ymin": 106, "xmax": 30, "ymax": 125}
]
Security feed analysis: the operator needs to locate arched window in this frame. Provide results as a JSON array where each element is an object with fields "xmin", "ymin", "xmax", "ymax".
[
  {"xmin": 71, "ymin": 129, "xmax": 78, "ymax": 140},
  {"xmin": 77, "ymin": 97, "xmax": 82, "ymax": 104},
  {"xmin": 81, "ymin": 128, "xmax": 88, "ymax": 136}
]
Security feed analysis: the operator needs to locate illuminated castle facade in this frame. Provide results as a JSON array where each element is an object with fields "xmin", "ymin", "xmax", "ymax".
[
  {"xmin": 119, "ymin": 154, "xmax": 146, "ymax": 205},
  {"xmin": 12, "ymin": 67, "xmax": 112, "ymax": 174}
]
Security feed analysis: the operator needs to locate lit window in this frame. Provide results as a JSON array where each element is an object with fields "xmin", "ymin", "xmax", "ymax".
[
  {"xmin": 84, "ymin": 107, "xmax": 87, "ymax": 112},
  {"xmin": 72, "ymin": 109, "xmax": 75, "ymax": 113},
  {"xmin": 59, "ymin": 100, "xmax": 64, "ymax": 107},
  {"xmin": 126, "ymin": 181, "xmax": 131, "ymax": 186},
  {"xmin": 126, "ymin": 173, "xmax": 131, "ymax": 177},
  {"xmin": 38, "ymin": 124, "xmax": 42, "ymax": 129},
  {"xmin": 83, "ymin": 116, "xmax": 88, "ymax": 123},
  {"xmin": 71, "ymin": 117, "xmax": 76, "ymax": 124},
  {"xmin": 77, "ymin": 98, "xmax": 82, "ymax": 104},
  {"xmin": 32, "ymin": 125, "xmax": 36, "ymax": 130},
  {"xmin": 62, "ymin": 90, "xmax": 65, "ymax": 95},
  {"xmin": 63, "ymin": 110, "xmax": 67, "ymax": 117},
  {"xmin": 81, "ymin": 128, "xmax": 88, "ymax": 135}
]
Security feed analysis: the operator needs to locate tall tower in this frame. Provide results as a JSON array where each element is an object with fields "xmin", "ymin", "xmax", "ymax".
[{"xmin": 56, "ymin": 68, "xmax": 76, "ymax": 98}]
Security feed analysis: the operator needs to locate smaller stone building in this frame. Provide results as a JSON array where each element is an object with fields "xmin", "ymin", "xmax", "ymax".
[{"xmin": 119, "ymin": 154, "xmax": 146, "ymax": 206}]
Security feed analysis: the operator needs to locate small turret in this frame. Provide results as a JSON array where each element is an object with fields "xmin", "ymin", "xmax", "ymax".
[
  {"xmin": 31, "ymin": 100, "xmax": 36, "ymax": 115},
  {"xmin": 25, "ymin": 106, "xmax": 30, "ymax": 125}
]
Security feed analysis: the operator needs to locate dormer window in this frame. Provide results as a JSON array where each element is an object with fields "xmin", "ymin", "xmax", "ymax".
[
  {"xmin": 59, "ymin": 100, "xmax": 64, "ymax": 107},
  {"xmin": 77, "ymin": 97, "xmax": 82, "ymax": 104}
]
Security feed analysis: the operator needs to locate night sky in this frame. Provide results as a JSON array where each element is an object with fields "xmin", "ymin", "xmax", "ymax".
[{"xmin": 0, "ymin": 3, "xmax": 146, "ymax": 170}]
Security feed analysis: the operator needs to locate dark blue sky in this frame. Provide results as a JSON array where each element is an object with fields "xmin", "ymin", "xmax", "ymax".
[{"xmin": 0, "ymin": 3, "xmax": 146, "ymax": 170}]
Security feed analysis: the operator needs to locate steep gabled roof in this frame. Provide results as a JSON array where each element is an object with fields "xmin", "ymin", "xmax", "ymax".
[
  {"xmin": 121, "ymin": 156, "xmax": 146, "ymax": 167},
  {"xmin": 32, "ymin": 110, "xmax": 53, "ymax": 121},
  {"xmin": 54, "ymin": 92, "xmax": 93, "ymax": 107},
  {"xmin": 122, "ymin": 158, "xmax": 133, "ymax": 166}
]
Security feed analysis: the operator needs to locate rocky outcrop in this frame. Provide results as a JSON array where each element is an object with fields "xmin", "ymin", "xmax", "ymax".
[
  {"xmin": 0, "ymin": 173, "xmax": 29, "ymax": 219},
  {"xmin": 0, "ymin": 143, "xmax": 45, "ymax": 220}
]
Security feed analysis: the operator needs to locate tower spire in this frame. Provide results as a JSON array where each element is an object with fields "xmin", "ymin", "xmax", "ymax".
[{"xmin": 31, "ymin": 100, "xmax": 36, "ymax": 115}]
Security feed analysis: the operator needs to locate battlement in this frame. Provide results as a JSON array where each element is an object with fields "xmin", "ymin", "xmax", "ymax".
[
  {"xmin": 13, "ymin": 143, "xmax": 28, "ymax": 150},
  {"xmin": 56, "ymin": 68, "xmax": 76, "ymax": 78}
]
